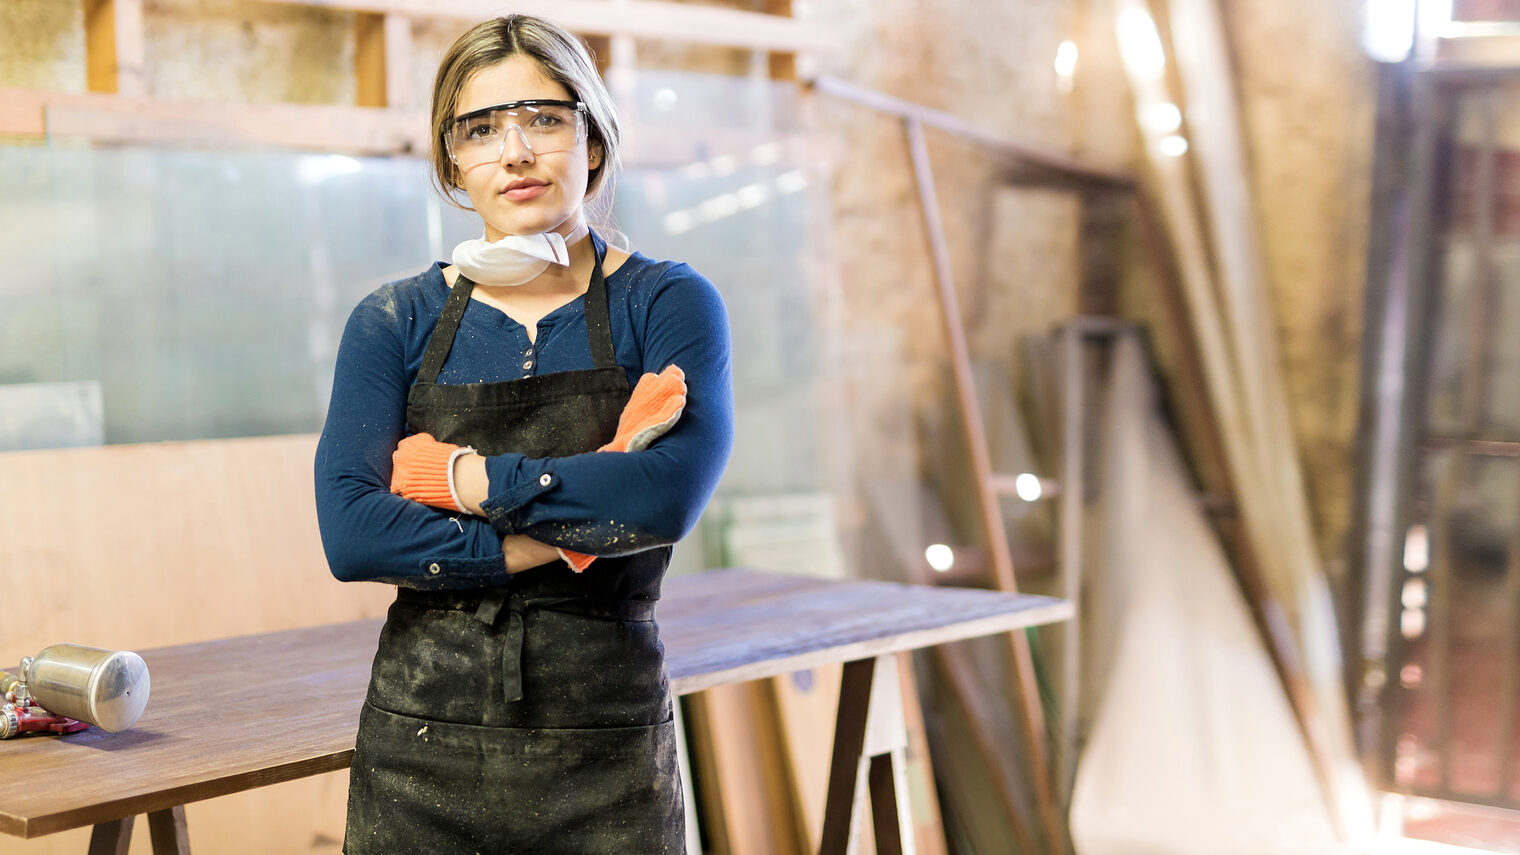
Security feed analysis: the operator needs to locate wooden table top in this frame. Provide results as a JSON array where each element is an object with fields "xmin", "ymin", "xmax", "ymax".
[{"xmin": 0, "ymin": 568, "xmax": 1069, "ymax": 838}]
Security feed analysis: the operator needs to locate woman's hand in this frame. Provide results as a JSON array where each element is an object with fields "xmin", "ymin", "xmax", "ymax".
[{"xmin": 502, "ymin": 535, "xmax": 562, "ymax": 574}]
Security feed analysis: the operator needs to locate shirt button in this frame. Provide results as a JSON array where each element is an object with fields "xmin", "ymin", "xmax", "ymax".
[
  {"xmin": 428, "ymin": 562, "xmax": 441, "ymax": 575},
  {"xmin": 523, "ymin": 360, "xmax": 534, "ymax": 370},
  {"xmin": 538, "ymin": 473, "xmax": 552, "ymax": 487}
]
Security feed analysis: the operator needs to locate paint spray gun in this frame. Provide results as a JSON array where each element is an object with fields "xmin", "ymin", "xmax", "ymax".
[{"xmin": 1, "ymin": 644, "xmax": 150, "ymax": 738}]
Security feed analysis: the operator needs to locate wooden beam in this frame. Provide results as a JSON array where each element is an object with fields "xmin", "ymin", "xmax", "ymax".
[
  {"xmin": 903, "ymin": 115, "xmax": 1066, "ymax": 855},
  {"xmin": 1119, "ymin": 0, "xmax": 1372, "ymax": 843},
  {"xmin": 1435, "ymin": 32, "xmax": 1520, "ymax": 66},
  {"xmin": 809, "ymin": 75, "xmax": 1133, "ymax": 188},
  {"xmin": 1167, "ymin": 0, "xmax": 1371, "ymax": 837},
  {"xmin": 1454, "ymin": 0, "xmax": 1520, "ymax": 18},
  {"xmin": 251, "ymin": 0, "xmax": 832, "ymax": 53},
  {"xmin": 583, "ymin": 34, "xmax": 613, "ymax": 78},
  {"xmin": 766, "ymin": 0, "xmax": 798, "ymax": 81},
  {"xmin": 0, "ymin": 88, "xmax": 426, "ymax": 154},
  {"xmin": 356, "ymin": 13, "xmax": 412, "ymax": 108},
  {"xmin": 84, "ymin": 0, "xmax": 145, "ymax": 97},
  {"xmin": 0, "ymin": 89, "xmax": 828, "ymax": 167}
]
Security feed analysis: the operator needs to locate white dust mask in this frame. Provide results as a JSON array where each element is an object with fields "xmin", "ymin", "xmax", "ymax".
[{"xmin": 451, "ymin": 231, "xmax": 571, "ymax": 286}]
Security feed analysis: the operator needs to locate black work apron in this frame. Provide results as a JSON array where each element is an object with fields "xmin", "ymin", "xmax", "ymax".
[{"xmin": 345, "ymin": 238, "xmax": 684, "ymax": 854}]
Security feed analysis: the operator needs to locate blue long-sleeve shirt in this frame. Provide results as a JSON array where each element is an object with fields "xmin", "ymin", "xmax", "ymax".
[{"xmin": 314, "ymin": 253, "xmax": 733, "ymax": 589}]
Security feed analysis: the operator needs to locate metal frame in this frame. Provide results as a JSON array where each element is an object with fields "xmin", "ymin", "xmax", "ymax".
[
  {"xmin": 807, "ymin": 73, "xmax": 1136, "ymax": 855},
  {"xmin": 1354, "ymin": 58, "xmax": 1520, "ymax": 811}
]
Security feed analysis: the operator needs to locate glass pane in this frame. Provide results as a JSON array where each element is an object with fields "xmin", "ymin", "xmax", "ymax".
[
  {"xmin": 0, "ymin": 144, "xmax": 480, "ymax": 448},
  {"xmin": 1395, "ymin": 447, "xmax": 1520, "ymax": 797},
  {"xmin": 0, "ymin": 69, "xmax": 840, "ymax": 575}
]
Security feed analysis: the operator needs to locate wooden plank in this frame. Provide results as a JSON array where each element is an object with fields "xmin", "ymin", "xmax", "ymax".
[
  {"xmin": 1056, "ymin": 324, "xmax": 1086, "ymax": 803},
  {"xmin": 770, "ymin": 664, "xmax": 847, "ymax": 852},
  {"xmin": 894, "ymin": 651, "xmax": 948, "ymax": 855},
  {"xmin": 933, "ymin": 644, "xmax": 1039, "ymax": 854},
  {"xmin": 809, "ymin": 75, "xmax": 1132, "ymax": 188},
  {"xmin": 0, "ymin": 570, "xmax": 1069, "ymax": 839},
  {"xmin": 902, "ymin": 116, "xmax": 1064, "ymax": 855},
  {"xmin": 765, "ymin": 0, "xmax": 798, "ymax": 81},
  {"xmin": 1436, "ymin": 33, "xmax": 1520, "ymax": 67},
  {"xmin": 355, "ymin": 13, "xmax": 412, "ymax": 108},
  {"xmin": 0, "ymin": 88, "xmax": 426, "ymax": 154},
  {"xmin": 1454, "ymin": 0, "xmax": 1520, "ymax": 18},
  {"xmin": 683, "ymin": 682, "xmax": 800, "ymax": 855},
  {"xmin": 0, "ymin": 568, "xmax": 1070, "ymax": 833},
  {"xmin": 660, "ymin": 571, "xmax": 1072, "ymax": 694},
  {"xmin": 253, "ymin": 0, "xmax": 832, "ymax": 53},
  {"xmin": 1164, "ymin": 0, "xmax": 1370, "ymax": 837},
  {"xmin": 84, "ymin": 0, "xmax": 145, "ymax": 97},
  {"xmin": 583, "ymin": 34, "xmax": 613, "ymax": 78},
  {"xmin": 0, "ymin": 435, "xmax": 397, "ymax": 660},
  {"xmin": 0, "ymin": 87, "xmax": 822, "ymax": 166},
  {"xmin": 0, "ymin": 620, "xmax": 382, "ymax": 838}
]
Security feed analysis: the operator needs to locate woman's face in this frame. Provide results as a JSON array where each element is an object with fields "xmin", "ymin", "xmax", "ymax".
[{"xmin": 451, "ymin": 55, "xmax": 600, "ymax": 241}]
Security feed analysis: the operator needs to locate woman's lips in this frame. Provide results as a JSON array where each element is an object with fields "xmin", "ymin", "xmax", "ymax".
[{"xmin": 503, "ymin": 182, "xmax": 548, "ymax": 201}]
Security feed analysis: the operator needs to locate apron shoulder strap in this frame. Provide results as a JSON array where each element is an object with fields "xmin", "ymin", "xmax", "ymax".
[
  {"xmin": 417, "ymin": 273, "xmax": 474, "ymax": 385},
  {"xmin": 416, "ymin": 232, "xmax": 618, "ymax": 383},
  {"xmin": 584, "ymin": 232, "xmax": 617, "ymax": 371}
]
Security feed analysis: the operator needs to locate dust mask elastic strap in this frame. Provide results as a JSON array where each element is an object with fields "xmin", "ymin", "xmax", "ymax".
[{"xmin": 451, "ymin": 231, "xmax": 570, "ymax": 286}]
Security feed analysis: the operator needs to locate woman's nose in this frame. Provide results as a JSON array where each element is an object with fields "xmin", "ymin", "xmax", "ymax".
[{"xmin": 498, "ymin": 124, "xmax": 535, "ymax": 164}]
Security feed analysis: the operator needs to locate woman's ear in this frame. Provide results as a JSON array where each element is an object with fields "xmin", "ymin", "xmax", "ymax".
[{"xmin": 589, "ymin": 140, "xmax": 604, "ymax": 171}]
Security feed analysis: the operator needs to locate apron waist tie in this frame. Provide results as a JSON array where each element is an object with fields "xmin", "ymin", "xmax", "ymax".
[{"xmin": 470, "ymin": 590, "xmax": 658, "ymax": 704}]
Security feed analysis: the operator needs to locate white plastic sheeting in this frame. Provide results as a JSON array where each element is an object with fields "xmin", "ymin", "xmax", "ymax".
[{"xmin": 1068, "ymin": 336, "xmax": 1346, "ymax": 855}]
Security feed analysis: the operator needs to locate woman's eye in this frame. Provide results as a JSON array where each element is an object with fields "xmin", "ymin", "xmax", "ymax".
[
  {"xmin": 530, "ymin": 114, "xmax": 561, "ymax": 128},
  {"xmin": 466, "ymin": 123, "xmax": 497, "ymax": 141}
]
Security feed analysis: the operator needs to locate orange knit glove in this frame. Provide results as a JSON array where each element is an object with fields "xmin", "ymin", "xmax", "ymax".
[
  {"xmin": 557, "ymin": 548, "xmax": 596, "ymax": 573},
  {"xmin": 600, "ymin": 365, "xmax": 687, "ymax": 452},
  {"xmin": 561, "ymin": 365, "xmax": 688, "ymax": 572},
  {"xmin": 390, "ymin": 433, "xmax": 469, "ymax": 513}
]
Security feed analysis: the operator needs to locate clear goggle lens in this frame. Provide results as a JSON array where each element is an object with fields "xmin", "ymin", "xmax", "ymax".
[{"xmin": 447, "ymin": 100, "xmax": 587, "ymax": 168}]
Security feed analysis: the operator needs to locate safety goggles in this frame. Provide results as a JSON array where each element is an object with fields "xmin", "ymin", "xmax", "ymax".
[{"xmin": 445, "ymin": 99, "xmax": 588, "ymax": 169}]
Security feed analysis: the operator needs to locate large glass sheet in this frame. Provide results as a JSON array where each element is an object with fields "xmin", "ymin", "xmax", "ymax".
[
  {"xmin": 0, "ymin": 144, "xmax": 479, "ymax": 446},
  {"xmin": 0, "ymin": 69, "xmax": 831, "ymax": 515}
]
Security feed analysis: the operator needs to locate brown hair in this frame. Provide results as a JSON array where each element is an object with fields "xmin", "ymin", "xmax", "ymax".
[{"xmin": 428, "ymin": 15, "xmax": 621, "ymax": 215}]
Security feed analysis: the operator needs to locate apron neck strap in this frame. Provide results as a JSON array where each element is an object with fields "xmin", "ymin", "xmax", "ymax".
[
  {"xmin": 417, "ymin": 230, "xmax": 617, "ymax": 384},
  {"xmin": 583, "ymin": 231, "xmax": 616, "ymax": 371}
]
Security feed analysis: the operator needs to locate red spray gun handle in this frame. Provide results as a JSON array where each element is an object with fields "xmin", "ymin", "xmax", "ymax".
[{"xmin": 0, "ymin": 670, "xmax": 90, "ymax": 738}]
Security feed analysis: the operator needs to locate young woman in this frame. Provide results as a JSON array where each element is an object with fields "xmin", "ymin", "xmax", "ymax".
[{"xmin": 313, "ymin": 14, "xmax": 733, "ymax": 853}]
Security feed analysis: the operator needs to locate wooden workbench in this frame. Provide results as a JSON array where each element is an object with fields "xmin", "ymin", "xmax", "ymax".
[{"xmin": 0, "ymin": 568, "xmax": 1071, "ymax": 854}]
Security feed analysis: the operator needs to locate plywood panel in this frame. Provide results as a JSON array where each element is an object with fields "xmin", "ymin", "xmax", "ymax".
[
  {"xmin": 0, "ymin": 434, "xmax": 390, "ymax": 854},
  {"xmin": 0, "ymin": 433, "xmax": 394, "ymax": 660},
  {"xmin": 684, "ymin": 682, "xmax": 801, "ymax": 855}
]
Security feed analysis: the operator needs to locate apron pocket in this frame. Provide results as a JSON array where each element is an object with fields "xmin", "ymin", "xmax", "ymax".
[{"xmin": 347, "ymin": 702, "xmax": 683, "ymax": 855}]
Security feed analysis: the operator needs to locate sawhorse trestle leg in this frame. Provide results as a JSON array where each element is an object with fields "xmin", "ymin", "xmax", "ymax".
[
  {"xmin": 87, "ymin": 805, "xmax": 190, "ymax": 855},
  {"xmin": 819, "ymin": 654, "xmax": 915, "ymax": 855}
]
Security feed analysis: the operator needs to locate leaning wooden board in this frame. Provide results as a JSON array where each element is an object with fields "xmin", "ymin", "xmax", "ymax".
[{"xmin": 0, "ymin": 568, "xmax": 1070, "ymax": 840}]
